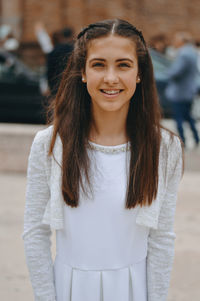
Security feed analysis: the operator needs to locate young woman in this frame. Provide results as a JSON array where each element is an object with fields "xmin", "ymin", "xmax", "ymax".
[{"xmin": 23, "ymin": 19, "xmax": 183, "ymax": 301}]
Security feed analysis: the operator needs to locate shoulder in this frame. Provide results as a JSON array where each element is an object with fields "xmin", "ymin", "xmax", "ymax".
[
  {"xmin": 33, "ymin": 125, "xmax": 53, "ymax": 146},
  {"xmin": 30, "ymin": 125, "xmax": 54, "ymax": 158},
  {"xmin": 180, "ymin": 45, "xmax": 197, "ymax": 59},
  {"xmin": 27, "ymin": 127, "xmax": 54, "ymax": 176},
  {"xmin": 161, "ymin": 128, "xmax": 182, "ymax": 154}
]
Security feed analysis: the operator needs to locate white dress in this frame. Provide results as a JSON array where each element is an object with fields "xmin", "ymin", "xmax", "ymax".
[{"xmin": 54, "ymin": 142, "xmax": 149, "ymax": 301}]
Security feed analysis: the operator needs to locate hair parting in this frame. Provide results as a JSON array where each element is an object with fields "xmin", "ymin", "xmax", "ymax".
[{"xmin": 111, "ymin": 22, "xmax": 116, "ymax": 35}]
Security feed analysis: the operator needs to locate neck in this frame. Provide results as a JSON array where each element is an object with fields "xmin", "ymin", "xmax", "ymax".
[{"xmin": 89, "ymin": 107, "xmax": 129, "ymax": 146}]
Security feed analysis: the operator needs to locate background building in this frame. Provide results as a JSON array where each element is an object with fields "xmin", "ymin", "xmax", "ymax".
[{"xmin": 0, "ymin": 0, "xmax": 200, "ymax": 43}]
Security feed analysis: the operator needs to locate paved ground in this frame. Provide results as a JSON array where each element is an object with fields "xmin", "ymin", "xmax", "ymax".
[
  {"xmin": 1, "ymin": 171, "xmax": 200, "ymax": 301},
  {"xmin": 0, "ymin": 120, "xmax": 200, "ymax": 300}
]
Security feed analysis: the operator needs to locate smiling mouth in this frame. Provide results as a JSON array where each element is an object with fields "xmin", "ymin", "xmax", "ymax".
[{"xmin": 100, "ymin": 89, "xmax": 123, "ymax": 95}]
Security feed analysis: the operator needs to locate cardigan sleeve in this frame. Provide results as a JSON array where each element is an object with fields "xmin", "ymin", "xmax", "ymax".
[
  {"xmin": 147, "ymin": 136, "xmax": 183, "ymax": 301},
  {"xmin": 23, "ymin": 131, "xmax": 56, "ymax": 301}
]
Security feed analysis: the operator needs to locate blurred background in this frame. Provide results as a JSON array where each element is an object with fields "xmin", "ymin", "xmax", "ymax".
[{"xmin": 0, "ymin": 0, "xmax": 200, "ymax": 300}]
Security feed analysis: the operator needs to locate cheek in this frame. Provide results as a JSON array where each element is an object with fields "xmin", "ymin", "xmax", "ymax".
[
  {"xmin": 125, "ymin": 76, "xmax": 137, "ymax": 94},
  {"xmin": 86, "ymin": 83, "xmax": 94, "ymax": 98},
  {"xmin": 86, "ymin": 79, "xmax": 98, "ymax": 98},
  {"xmin": 86, "ymin": 72, "xmax": 101, "ymax": 90}
]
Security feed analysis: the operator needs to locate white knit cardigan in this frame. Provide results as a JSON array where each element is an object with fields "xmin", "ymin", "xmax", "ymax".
[{"xmin": 23, "ymin": 126, "xmax": 183, "ymax": 301}]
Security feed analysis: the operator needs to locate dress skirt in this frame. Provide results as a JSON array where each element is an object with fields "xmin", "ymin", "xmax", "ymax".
[{"xmin": 54, "ymin": 253, "xmax": 147, "ymax": 301}]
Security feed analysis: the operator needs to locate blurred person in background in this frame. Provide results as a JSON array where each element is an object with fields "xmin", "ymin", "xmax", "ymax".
[
  {"xmin": 35, "ymin": 23, "xmax": 74, "ymax": 96},
  {"xmin": 165, "ymin": 32, "xmax": 200, "ymax": 147},
  {"xmin": 195, "ymin": 40, "xmax": 200, "ymax": 73},
  {"xmin": 0, "ymin": 24, "xmax": 19, "ymax": 52},
  {"xmin": 149, "ymin": 33, "xmax": 168, "ymax": 55},
  {"xmin": 47, "ymin": 27, "xmax": 74, "ymax": 96}
]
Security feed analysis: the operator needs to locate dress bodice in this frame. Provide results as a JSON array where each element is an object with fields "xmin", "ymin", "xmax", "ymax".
[{"xmin": 56, "ymin": 142, "xmax": 149, "ymax": 270}]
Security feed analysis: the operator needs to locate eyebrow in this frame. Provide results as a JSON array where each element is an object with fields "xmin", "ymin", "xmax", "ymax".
[{"xmin": 89, "ymin": 58, "xmax": 134, "ymax": 63}]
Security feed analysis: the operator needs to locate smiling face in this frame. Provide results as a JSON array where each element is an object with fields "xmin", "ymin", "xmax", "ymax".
[{"xmin": 82, "ymin": 35, "xmax": 140, "ymax": 114}]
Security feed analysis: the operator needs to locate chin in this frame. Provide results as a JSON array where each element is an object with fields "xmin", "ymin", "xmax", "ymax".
[
  {"xmin": 100, "ymin": 103, "xmax": 128, "ymax": 112},
  {"xmin": 91, "ymin": 97, "xmax": 130, "ymax": 113}
]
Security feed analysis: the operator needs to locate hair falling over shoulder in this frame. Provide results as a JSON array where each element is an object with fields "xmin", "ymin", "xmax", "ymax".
[{"xmin": 48, "ymin": 19, "xmax": 163, "ymax": 209}]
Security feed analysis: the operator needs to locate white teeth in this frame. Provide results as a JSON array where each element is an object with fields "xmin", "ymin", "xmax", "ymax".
[{"xmin": 102, "ymin": 90, "xmax": 120, "ymax": 95}]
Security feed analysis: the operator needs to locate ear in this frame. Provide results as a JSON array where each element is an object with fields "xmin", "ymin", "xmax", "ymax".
[
  {"xmin": 136, "ymin": 75, "xmax": 141, "ymax": 83},
  {"xmin": 81, "ymin": 70, "xmax": 87, "ymax": 83}
]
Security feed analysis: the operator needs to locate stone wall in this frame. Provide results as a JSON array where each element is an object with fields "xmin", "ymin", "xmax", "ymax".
[
  {"xmin": 0, "ymin": 124, "xmax": 44, "ymax": 173},
  {"xmin": 1, "ymin": 0, "xmax": 200, "ymax": 42}
]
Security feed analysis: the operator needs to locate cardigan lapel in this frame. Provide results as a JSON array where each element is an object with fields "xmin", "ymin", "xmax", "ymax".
[{"xmin": 42, "ymin": 134, "xmax": 64, "ymax": 230}]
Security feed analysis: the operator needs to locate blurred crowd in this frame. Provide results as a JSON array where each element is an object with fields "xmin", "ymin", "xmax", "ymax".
[
  {"xmin": 0, "ymin": 22, "xmax": 200, "ymax": 147},
  {"xmin": 149, "ymin": 32, "xmax": 200, "ymax": 147},
  {"xmin": 149, "ymin": 31, "xmax": 200, "ymax": 64},
  {"xmin": 0, "ymin": 23, "xmax": 75, "ymax": 95}
]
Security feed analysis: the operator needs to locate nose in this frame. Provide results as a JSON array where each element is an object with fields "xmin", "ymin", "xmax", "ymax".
[{"xmin": 103, "ymin": 67, "xmax": 119, "ymax": 85}]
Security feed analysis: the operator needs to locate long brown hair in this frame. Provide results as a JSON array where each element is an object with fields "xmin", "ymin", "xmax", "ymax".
[{"xmin": 49, "ymin": 19, "xmax": 162, "ymax": 208}]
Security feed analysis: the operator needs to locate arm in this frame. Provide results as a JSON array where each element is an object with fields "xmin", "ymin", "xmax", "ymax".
[
  {"xmin": 23, "ymin": 131, "xmax": 56, "ymax": 301},
  {"xmin": 34, "ymin": 22, "xmax": 53, "ymax": 54},
  {"xmin": 147, "ymin": 136, "xmax": 183, "ymax": 301}
]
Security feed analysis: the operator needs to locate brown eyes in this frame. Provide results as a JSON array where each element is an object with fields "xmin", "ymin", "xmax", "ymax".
[
  {"xmin": 91, "ymin": 62, "xmax": 131, "ymax": 68},
  {"xmin": 92, "ymin": 62, "xmax": 104, "ymax": 67},
  {"xmin": 118, "ymin": 63, "xmax": 131, "ymax": 68}
]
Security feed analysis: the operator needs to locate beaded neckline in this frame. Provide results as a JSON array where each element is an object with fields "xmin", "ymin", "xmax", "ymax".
[{"xmin": 88, "ymin": 141, "xmax": 131, "ymax": 154}]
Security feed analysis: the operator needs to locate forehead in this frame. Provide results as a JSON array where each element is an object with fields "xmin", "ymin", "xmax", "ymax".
[{"xmin": 86, "ymin": 35, "xmax": 137, "ymax": 61}]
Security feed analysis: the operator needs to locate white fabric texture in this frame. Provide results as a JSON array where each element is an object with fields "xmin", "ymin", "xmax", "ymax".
[
  {"xmin": 54, "ymin": 257, "xmax": 147, "ymax": 301},
  {"xmin": 23, "ymin": 126, "xmax": 183, "ymax": 301}
]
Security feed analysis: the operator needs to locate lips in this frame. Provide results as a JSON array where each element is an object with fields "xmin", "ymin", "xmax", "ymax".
[{"xmin": 100, "ymin": 89, "xmax": 123, "ymax": 95}]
